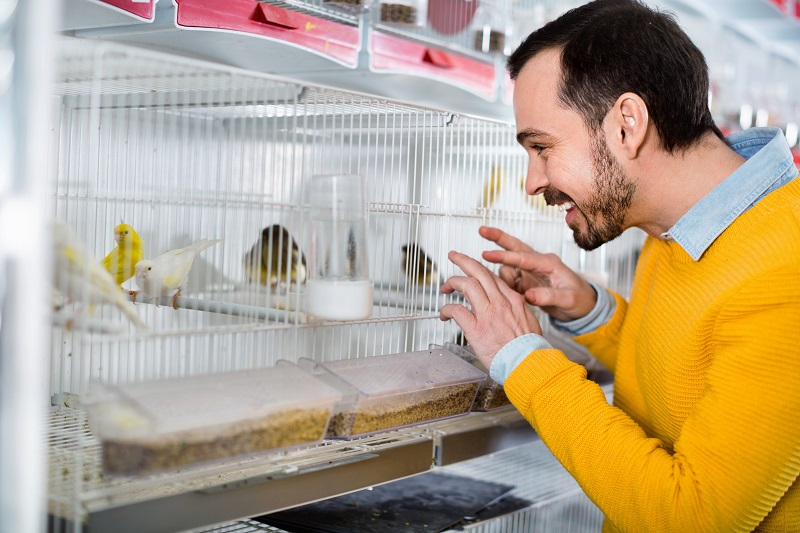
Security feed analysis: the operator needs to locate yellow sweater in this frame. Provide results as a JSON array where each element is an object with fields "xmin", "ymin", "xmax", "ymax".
[{"xmin": 505, "ymin": 178, "xmax": 800, "ymax": 532}]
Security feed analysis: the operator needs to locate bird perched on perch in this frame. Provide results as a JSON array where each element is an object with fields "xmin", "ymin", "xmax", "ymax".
[
  {"xmin": 101, "ymin": 223, "xmax": 143, "ymax": 287},
  {"xmin": 243, "ymin": 225, "xmax": 307, "ymax": 289},
  {"xmin": 134, "ymin": 238, "xmax": 221, "ymax": 309},
  {"xmin": 401, "ymin": 243, "xmax": 443, "ymax": 287},
  {"xmin": 51, "ymin": 220, "xmax": 147, "ymax": 329}
]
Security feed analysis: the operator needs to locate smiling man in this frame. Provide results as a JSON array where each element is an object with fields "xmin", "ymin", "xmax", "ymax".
[{"xmin": 438, "ymin": 0, "xmax": 800, "ymax": 531}]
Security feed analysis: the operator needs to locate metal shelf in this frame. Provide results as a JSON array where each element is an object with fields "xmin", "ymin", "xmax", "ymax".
[
  {"xmin": 194, "ymin": 436, "xmax": 606, "ymax": 533},
  {"xmin": 61, "ymin": 0, "xmax": 157, "ymax": 32},
  {"xmin": 67, "ymin": 1, "xmax": 514, "ymax": 123},
  {"xmin": 47, "ymin": 402, "xmax": 548, "ymax": 532}
]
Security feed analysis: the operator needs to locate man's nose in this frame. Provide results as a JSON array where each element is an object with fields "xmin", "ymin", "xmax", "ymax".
[{"xmin": 525, "ymin": 156, "xmax": 549, "ymax": 196}]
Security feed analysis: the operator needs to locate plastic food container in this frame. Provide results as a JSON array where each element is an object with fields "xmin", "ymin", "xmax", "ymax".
[
  {"xmin": 300, "ymin": 348, "xmax": 486, "ymax": 439},
  {"xmin": 471, "ymin": 3, "xmax": 511, "ymax": 55},
  {"xmin": 305, "ymin": 173, "xmax": 373, "ymax": 321},
  {"xmin": 82, "ymin": 364, "xmax": 341, "ymax": 474},
  {"xmin": 377, "ymin": 0, "xmax": 427, "ymax": 27},
  {"xmin": 439, "ymin": 342, "xmax": 511, "ymax": 411}
]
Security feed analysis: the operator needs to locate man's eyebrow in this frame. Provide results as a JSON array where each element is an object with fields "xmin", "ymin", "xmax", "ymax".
[{"xmin": 516, "ymin": 129, "xmax": 548, "ymax": 145}]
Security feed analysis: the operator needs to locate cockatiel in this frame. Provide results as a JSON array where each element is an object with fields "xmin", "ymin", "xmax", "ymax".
[
  {"xmin": 243, "ymin": 225, "xmax": 307, "ymax": 289},
  {"xmin": 134, "ymin": 238, "xmax": 221, "ymax": 309},
  {"xmin": 401, "ymin": 243, "xmax": 443, "ymax": 287},
  {"xmin": 101, "ymin": 223, "xmax": 143, "ymax": 287},
  {"xmin": 51, "ymin": 220, "xmax": 147, "ymax": 329}
]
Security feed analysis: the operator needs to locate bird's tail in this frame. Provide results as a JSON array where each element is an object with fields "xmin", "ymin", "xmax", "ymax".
[
  {"xmin": 187, "ymin": 238, "xmax": 222, "ymax": 255},
  {"xmin": 121, "ymin": 301, "xmax": 147, "ymax": 329},
  {"xmin": 113, "ymin": 291, "xmax": 147, "ymax": 329}
]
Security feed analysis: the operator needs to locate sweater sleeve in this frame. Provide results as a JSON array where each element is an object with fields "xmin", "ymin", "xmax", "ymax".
[
  {"xmin": 570, "ymin": 290, "xmax": 628, "ymax": 374},
  {"xmin": 504, "ymin": 266, "xmax": 800, "ymax": 532}
]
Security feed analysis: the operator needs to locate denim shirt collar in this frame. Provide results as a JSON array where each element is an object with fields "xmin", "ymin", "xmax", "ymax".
[{"xmin": 661, "ymin": 127, "xmax": 797, "ymax": 261}]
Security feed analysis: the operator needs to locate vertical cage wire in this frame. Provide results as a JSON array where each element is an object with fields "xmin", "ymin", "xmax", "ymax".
[{"xmin": 48, "ymin": 38, "xmax": 642, "ymax": 399}]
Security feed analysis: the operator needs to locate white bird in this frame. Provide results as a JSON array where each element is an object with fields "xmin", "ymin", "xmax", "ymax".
[
  {"xmin": 52, "ymin": 220, "xmax": 147, "ymax": 329},
  {"xmin": 134, "ymin": 239, "xmax": 221, "ymax": 309}
]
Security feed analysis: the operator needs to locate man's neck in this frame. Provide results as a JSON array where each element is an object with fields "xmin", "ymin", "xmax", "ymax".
[{"xmin": 627, "ymin": 133, "xmax": 746, "ymax": 239}]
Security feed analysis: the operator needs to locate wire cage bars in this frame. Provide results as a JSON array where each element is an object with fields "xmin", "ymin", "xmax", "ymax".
[{"xmin": 46, "ymin": 37, "xmax": 642, "ymax": 530}]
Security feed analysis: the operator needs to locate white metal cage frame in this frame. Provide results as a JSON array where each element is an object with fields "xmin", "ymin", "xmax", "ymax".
[
  {"xmin": 48, "ymin": 37, "xmax": 643, "ymax": 397},
  {"xmin": 46, "ymin": 37, "xmax": 642, "ymax": 531}
]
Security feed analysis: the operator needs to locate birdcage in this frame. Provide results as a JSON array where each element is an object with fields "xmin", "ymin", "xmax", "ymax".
[{"xmin": 46, "ymin": 37, "xmax": 643, "ymax": 532}]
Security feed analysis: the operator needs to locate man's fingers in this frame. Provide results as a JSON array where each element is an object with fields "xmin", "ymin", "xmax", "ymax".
[
  {"xmin": 448, "ymin": 251, "xmax": 504, "ymax": 293},
  {"xmin": 483, "ymin": 249, "xmax": 550, "ymax": 268},
  {"xmin": 439, "ymin": 303, "xmax": 477, "ymax": 331},
  {"xmin": 479, "ymin": 226, "xmax": 533, "ymax": 253},
  {"xmin": 525, "ymin": 286, "xmax": 557, "ymax": 307},
  {"xmin": 497, "ymin": 264, "xmax": 520, "ymax": 288},
  {"xmin": 440, "ymin": 275, "xmax": 466, "ymax": 295},
  {"xmin": 441, "ymin": 271, "xmax": 490, "ymax": 311},
  {"xmin": 493, "ymin": 271, "xmax": 532, "ymax": 316}
]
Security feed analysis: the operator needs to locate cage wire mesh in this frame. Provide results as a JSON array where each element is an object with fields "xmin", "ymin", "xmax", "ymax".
[
  {"xmin": 49, "ymin": 37, "xmax": 642, "ymax": 396},
  {"xmin": 193, "ymin": 519, "xmax": 290, "ymax": 533},
  {"xmin": 46, "ymin": 37, "xmax": 642, "ymax": 530}
]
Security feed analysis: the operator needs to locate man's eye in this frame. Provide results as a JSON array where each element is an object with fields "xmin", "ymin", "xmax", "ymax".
[{"xmin": 531, "ymin": 145, "xmax": 545, "ymax": 155}]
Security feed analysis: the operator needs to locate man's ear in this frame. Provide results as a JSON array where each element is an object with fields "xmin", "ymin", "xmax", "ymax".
[{"xmin": 607, "ymin": 92, "xmax": 649, "ymax": 159}]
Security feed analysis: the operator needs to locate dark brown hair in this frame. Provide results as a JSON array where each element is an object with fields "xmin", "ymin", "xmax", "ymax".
[{"xmin": 507, "ymin": 0, "xmax": 723, "ymax": 152}]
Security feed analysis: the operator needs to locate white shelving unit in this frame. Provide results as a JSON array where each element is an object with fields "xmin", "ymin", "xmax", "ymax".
[{"xmin": 38, "ymin": 1, "xmax": 800, "ymax": 532}]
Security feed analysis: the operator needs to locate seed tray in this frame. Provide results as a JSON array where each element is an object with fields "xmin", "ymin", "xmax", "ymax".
[
  {"xmin": 83, "ymin": 364, "xmax": 341, "ymax": 474},
  {"xmin": 439, "ymin": 342, "xmax": 512, "ymax": 411},
  {"xmin": 301, "ymin": 349, "xmax": 486, "ymax": 439}
]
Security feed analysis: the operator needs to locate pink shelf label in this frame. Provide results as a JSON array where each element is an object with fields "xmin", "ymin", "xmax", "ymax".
[
  {"xmin": 370, "ymin": 31, "xmax": 496, "ymax": 100},
  {"xmin": 176, "ymin": 0, "xmax": 360, "ymax": 67},
  {"xmin": 101, "ymin": 0, "xmax": 155, "ymax": 19}
]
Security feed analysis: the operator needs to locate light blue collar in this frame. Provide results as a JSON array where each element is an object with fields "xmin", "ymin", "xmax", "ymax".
[{"xmin": 661, "ymin": 127, "xmax": 797, "ymax": 261}]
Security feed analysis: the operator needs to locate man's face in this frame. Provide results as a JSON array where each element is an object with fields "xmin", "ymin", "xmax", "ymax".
[{"xmin": 513, "ymin": 49, "xmax": 636, "ymax": 251}]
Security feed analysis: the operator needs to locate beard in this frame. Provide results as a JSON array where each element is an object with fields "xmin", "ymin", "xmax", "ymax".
[{"xmin": 544, "ymin": 131, "xmax": 636, "ymax": 251}]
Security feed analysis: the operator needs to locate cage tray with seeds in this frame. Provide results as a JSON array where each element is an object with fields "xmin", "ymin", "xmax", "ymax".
[
  {"xmin": 300, "ymin": 349, "xmax": 486, "ymax": 439},
  {"xmin": 439, "ymin": 342, "xmax": 511, "ymax": 411},
  {"xmin": 81, "ymin": 364, "xmax": 341, "ymax": 475}
]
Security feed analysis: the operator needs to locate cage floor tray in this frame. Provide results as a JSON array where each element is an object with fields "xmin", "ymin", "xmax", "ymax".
[{"xmin": 254, "ymin": 471, "xmax": 525, "ymax": 533}]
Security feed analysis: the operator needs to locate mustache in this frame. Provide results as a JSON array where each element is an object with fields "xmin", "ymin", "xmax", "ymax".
[{"xmin": 543, "ymin": 187, "xmax": 573, "ymax": 206}]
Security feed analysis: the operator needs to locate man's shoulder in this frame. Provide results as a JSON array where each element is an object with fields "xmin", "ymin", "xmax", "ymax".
[
  {"xmin": 764, "ymin": 175, "xmax": 800, "ymax": 222},
  {"xmin": 728, "ymin": 176, "xmax": 800, "ymax": 259}
]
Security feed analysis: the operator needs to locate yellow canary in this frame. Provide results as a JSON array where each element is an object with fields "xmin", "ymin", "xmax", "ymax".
[
  {"xmin": 101, "ymin": 223, "xmax": 143, "ymax": 287},
  {"xmin": 52, "ymin": 221, "xmax": 147, "ymax": 329},
  {"xmin": 479, "ymin": 164, "xmax": 503, "ymax": 209},
  {"xmin": 243, "ymin": 225, "xmax": 307, "ymax": 289},
  {"xmin": 401, "ymin": 243, "xmax": 442, "ymax": 287}
]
